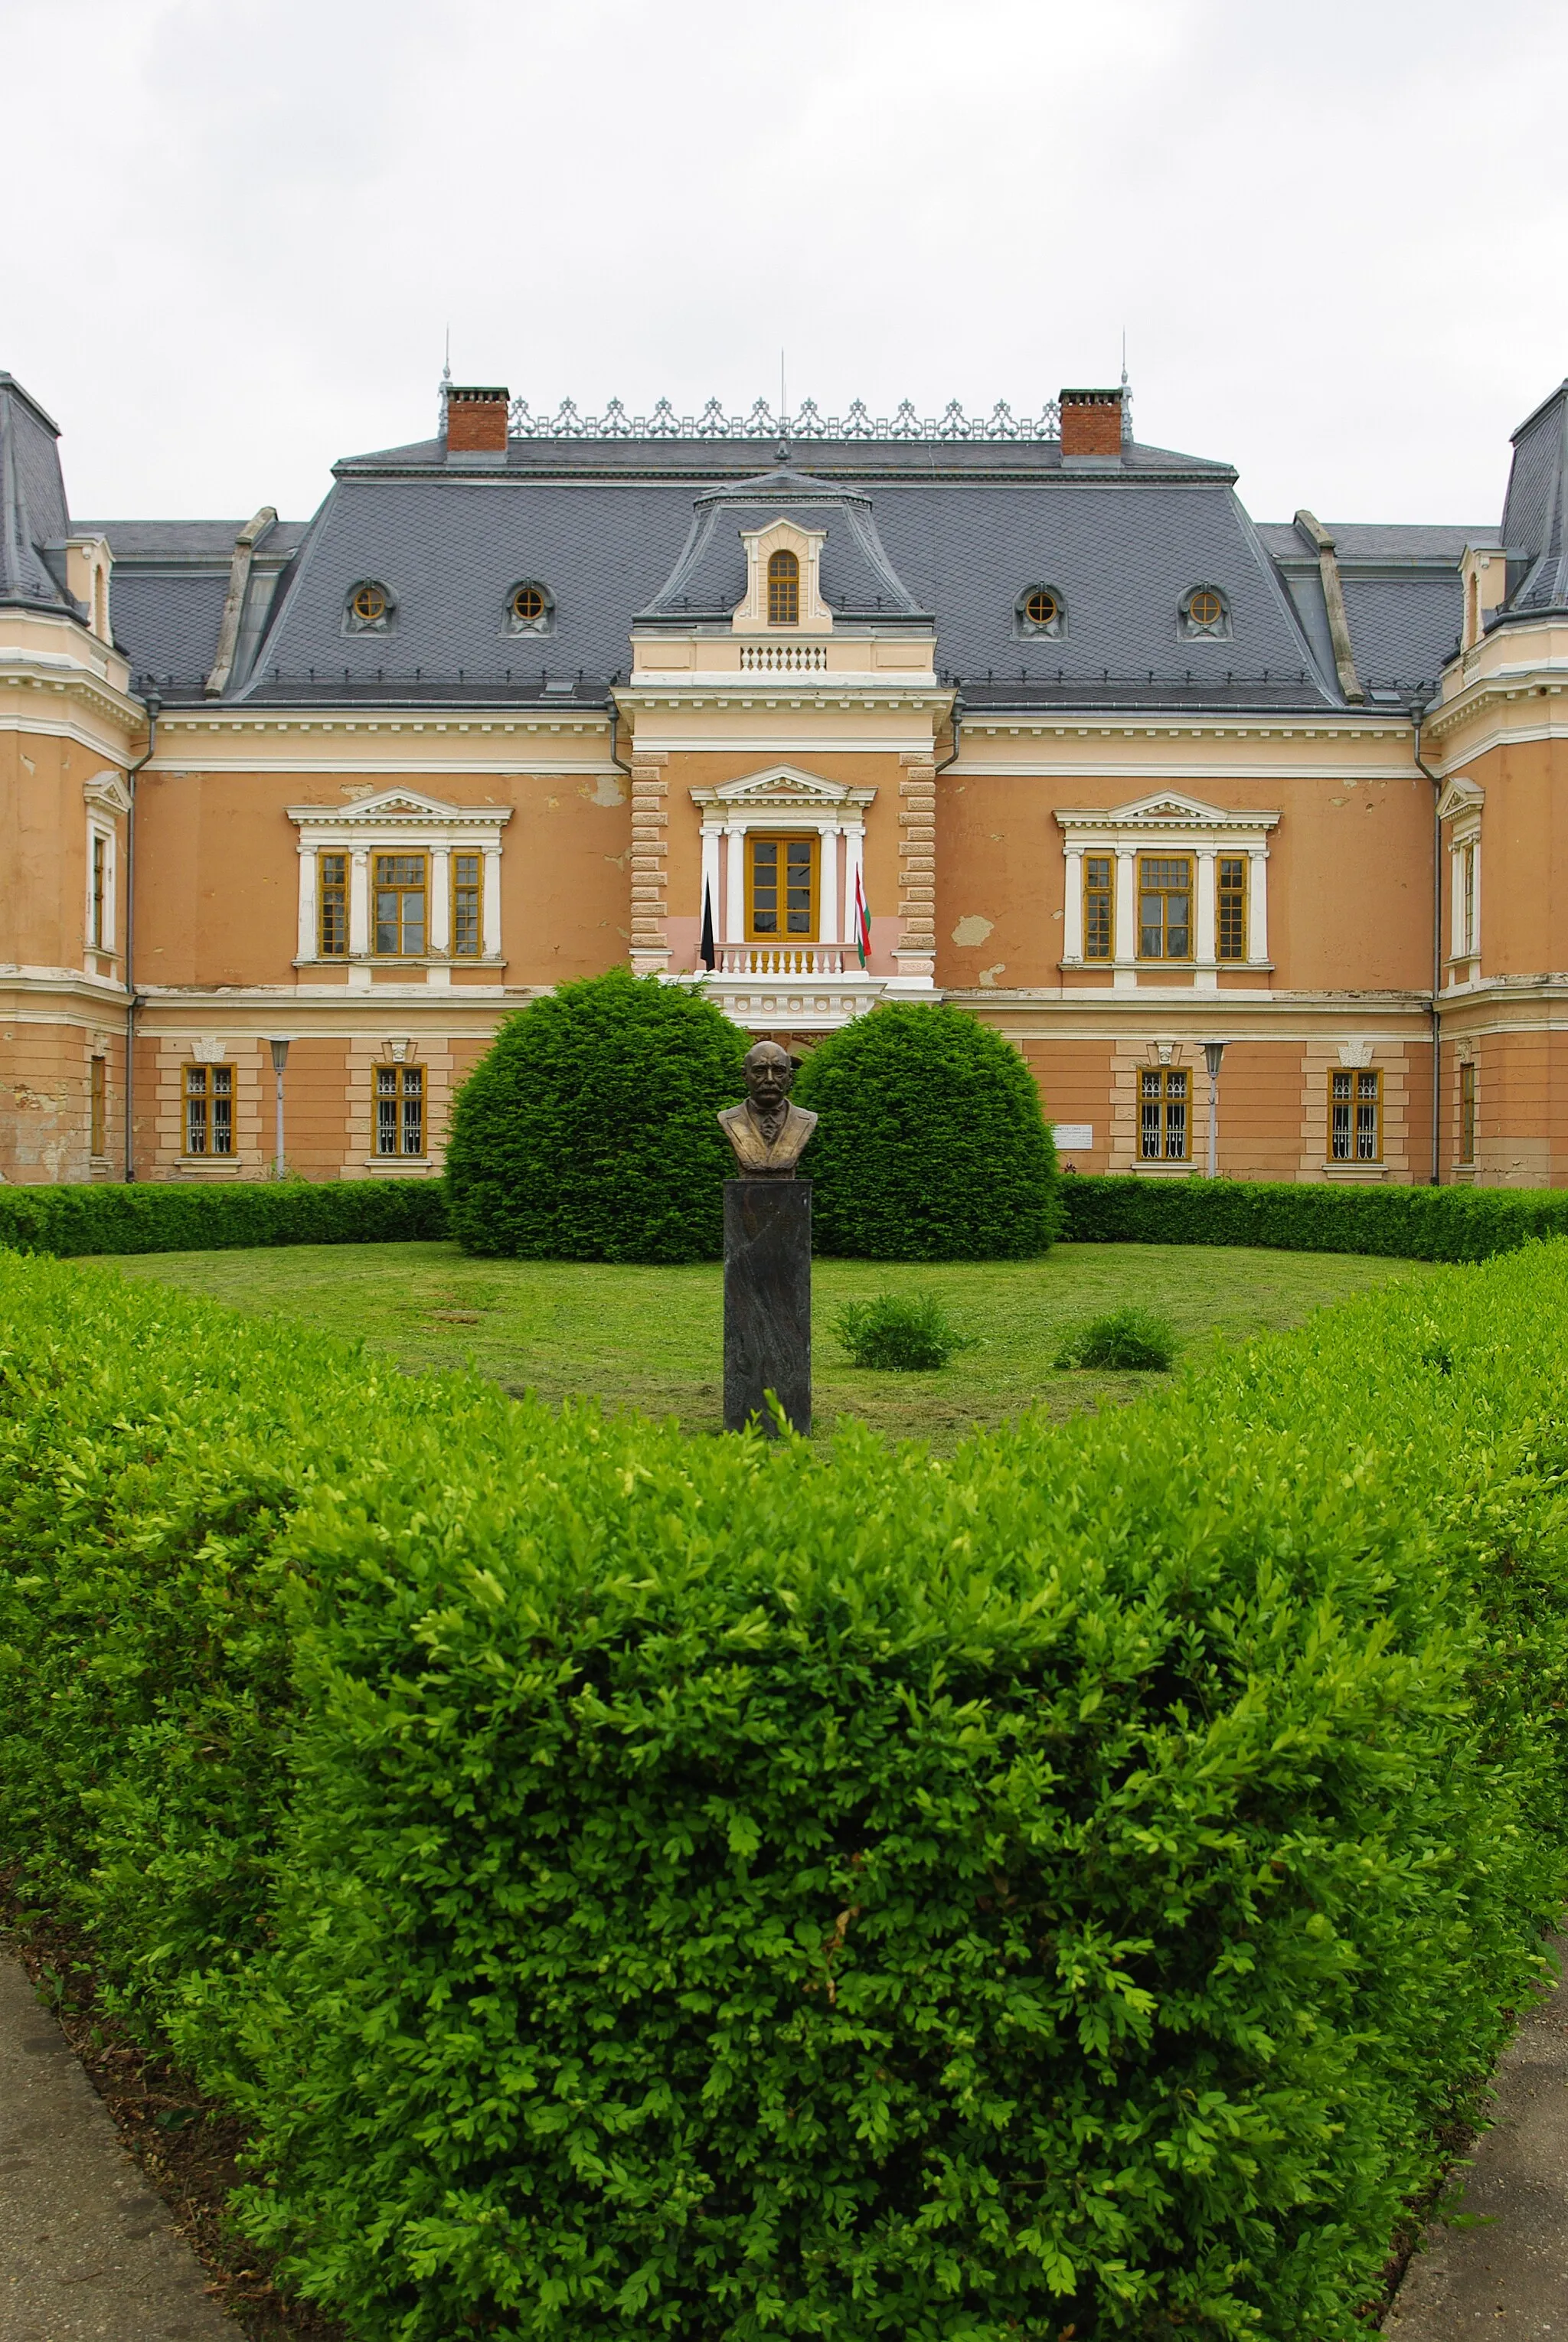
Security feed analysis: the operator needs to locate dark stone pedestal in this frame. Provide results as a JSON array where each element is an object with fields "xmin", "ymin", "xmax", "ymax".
[{"xmin": 724, "ymin": 1180, "xmax": 811, "ymax": 1435}]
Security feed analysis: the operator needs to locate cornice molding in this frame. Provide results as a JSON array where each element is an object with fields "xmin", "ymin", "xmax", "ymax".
[{"xmin": 1426, "ymin": 668, "xmax": 1568, "ymax": 749}]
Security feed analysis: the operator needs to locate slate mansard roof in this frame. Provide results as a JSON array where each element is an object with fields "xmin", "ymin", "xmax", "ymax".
[{"xmin": 25, "ymin": 375, "xmax": 1568, "ymax": 714}]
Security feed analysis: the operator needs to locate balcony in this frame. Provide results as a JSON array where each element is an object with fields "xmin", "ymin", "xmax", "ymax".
[{"xmin": 717, "ymin": 945, "xmax": 845, "ymax": 975}]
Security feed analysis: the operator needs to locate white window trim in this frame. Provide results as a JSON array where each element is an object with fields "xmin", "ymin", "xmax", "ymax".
[
  {"xmin": 1057, "ymin": 792, "xmax": 1278, "ymax": 991},
  {"xmin": 690, "ymin": 766, "xmax": 876, "ymax": 972},
  {"xmin": 289, "ymin": 789, "xmax": 511, "ymax": 989},
  {"xmin": 82, "ymin": 771, "xmax": 128, "ymax": 964},
  {"xmin": 1437, "ymin": 775, "xmax": 1485, "ymax": 985}
]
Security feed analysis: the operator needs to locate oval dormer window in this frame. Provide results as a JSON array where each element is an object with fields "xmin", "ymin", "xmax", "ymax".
[
  {"xmin": 345, "ymin": 580, "xmax": 393, "ymax": 633},
  {"xmin": 1018, "ymin": 584, "xmax": 1065, "ymax": 637},
  {"xmin": 1180, "ymin": 584, "xmax": 1230, "ymax": 639},
  {"xmin": 767, "ymin": 549, "xmax": 800, "ymax": 626},
  {"xmin": 507, "ymin": 580, "xmax": 554, "ymax": 634}
]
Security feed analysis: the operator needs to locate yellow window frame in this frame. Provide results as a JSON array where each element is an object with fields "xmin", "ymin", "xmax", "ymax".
[
  {"xmin": 1083, "ymin": 854, "xmax": 1113, "ymax": 961},
  {"xmin": 183, "ymin": 1063, "xmax": 234, "ymax": 1158},
  {"xmin": 1328, "ymin": 1067, "xmax": 1382, "ymax": 1163},
  {"xmin": 746, "ymin": 831, "xmax": 818, "ymax": 943}
]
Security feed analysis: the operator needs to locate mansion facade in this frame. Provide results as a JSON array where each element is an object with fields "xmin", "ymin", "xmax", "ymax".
[{"xmin": 3, "ymin": 365, "xmax": 1567, "ymax": 1187}]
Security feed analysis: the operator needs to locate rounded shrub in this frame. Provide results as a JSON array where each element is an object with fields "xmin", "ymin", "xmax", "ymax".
[
  {"xmin": 1056, "ymin": 1305, "xmax": 1178, "ymax": 1371},
  {"xmin": 834, "ymin": 1289, "xmax": 977, "ymax": 1370},
  {"xmin": 444, "ymin": 968, "xmax": 747, "ymax": 1262},
  {"xmin": 792, "ymin": 1002, "xmax": 1061, "ymax": 1259}
]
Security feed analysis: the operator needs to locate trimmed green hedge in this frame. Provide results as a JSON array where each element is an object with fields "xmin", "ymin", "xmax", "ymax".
[
  {"xmin": 1062, "ymin": 1171, "xmax": 1568, "ymax": 1260},
  {"xmin": 794, "ymin": 1002, "xmax": 1062, "ymax": 1259},
  {"xmin": 445, "ymin": 968, "xmax": 746, "ymax": 1262},
  {"xmin": 3, "ymin": 1249, "xmax": 1568, "ymax": 2340},
  {"xmin": 0, "ymin": 1176, "xmax": 448, "ymax": 1257}
]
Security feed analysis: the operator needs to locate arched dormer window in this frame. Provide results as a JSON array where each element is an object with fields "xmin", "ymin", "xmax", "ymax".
[
  {"xmin": 345, "ymin": 580, "xmax": 394, "ymax": 634},
  {"xmin": 1180, "ymin": 584, "xmax": 1230, "ymax": 639},
  {"xmin": 1017, "ymin": 583, "xmax": 1066, "ymax": 638},
  {"xmin": 768, "ymin": 548, "xmax": 800, "ymax": 626}
]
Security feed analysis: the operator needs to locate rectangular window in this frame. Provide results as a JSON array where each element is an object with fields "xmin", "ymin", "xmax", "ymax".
[
  {"xmin": 1459, "ymin": 1061, "xmax": 1477, "ymax": 1164},
  {"xmin": 1328, "ymin": 1068, "xmax": 1382, "ymax": 1163},
  {"xmin": 1139, "ymin": 1066, "xmax": 1190, "ymax": 1161},
  {"xmin": 90, "ymin": 832, "xmax": 108, "ymax": 949},
  {"xmin": 376, "ymin": 1063, "xmax": 424, "ymax": 1156},
  {"xmin": 183, "ymin": 1064, "xmax": 234, "ymax": 1157},
  {"xmin": 1138, "ymin": 856, "xmax": 1191, "ymax": 960},
  {"xmin": 1461, "ymin": 843, "xmax": 1477, "ymax": 956},
  {"xmin": 90, "ymin": 1056, "xmax": 106, "ymax": 1157},
  {"xmin": 1217, "ymin": 855, "xmax": 1247, "ymax": 962},
  {"xmin": 374, "ymin": 853, "xmax": 426, "ymax": 956},
  {"xmin": 746, "ymin": 833, "xmax": 817, "ymax": 940},
  {"xmin": 452, "ymin": 853, "xmax": 482, "ymax": 956},
  {"xmin": 319, "ymin": 852, "xmax": 348, "ymax": 956},
  {"xmin": 1083, "ymin": 854, "xmax": 1113, "ymax": 960}
]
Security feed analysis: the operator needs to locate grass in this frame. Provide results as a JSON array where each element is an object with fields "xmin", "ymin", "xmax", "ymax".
[{"xmin": 97, "ymin": 1240, "xmax": 1436, "ymax": 1452}]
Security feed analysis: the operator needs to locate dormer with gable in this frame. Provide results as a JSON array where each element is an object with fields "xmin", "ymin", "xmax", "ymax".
[{"xmin": 626, "ymin": 465, "xmax": 939, "ymax": 694}]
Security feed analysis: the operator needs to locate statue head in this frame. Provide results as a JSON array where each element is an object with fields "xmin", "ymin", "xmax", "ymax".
[{"xmin": 743, "ymin": 1040, "xmax": 795, "ymax": 1113}]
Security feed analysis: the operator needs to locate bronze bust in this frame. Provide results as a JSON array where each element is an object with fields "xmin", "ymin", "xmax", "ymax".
[{"xmin": 717, "ymin": 1040, "xmax": 818, "ymax": 1178}]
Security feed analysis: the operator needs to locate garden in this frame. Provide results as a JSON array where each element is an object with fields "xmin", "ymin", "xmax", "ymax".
[{"xmin": 4, "ymin": 973, "xmax": 1568, "ymax": 2342}]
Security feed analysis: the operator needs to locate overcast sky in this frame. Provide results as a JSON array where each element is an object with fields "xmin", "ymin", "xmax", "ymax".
[{"xmin": 8, "ymin": 0, "xmax": 1566, "ymax": 529}]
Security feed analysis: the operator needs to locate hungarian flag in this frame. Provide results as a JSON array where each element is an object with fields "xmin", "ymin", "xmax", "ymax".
[
  {"xmin": 699, "ymin": 880, "xmax": 716, "ymax": 972},
  {"xmin": 853, "ymin": 866, "xmax": 871, "ymax": 968}
]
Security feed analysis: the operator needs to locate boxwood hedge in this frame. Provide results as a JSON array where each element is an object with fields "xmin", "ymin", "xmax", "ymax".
[
  {"xmin": 1060, "ymin": 1172, "xmax": 1568, "ymax": 1260},
  {"xmin": 3, "ymin": 1247, "xmax": 1568, "ymax": 2341},
  {"xmin": 794, "ymin": 1003, "xmax": 1061, "ymax": 1259},
  {"xmin": 0, "ymin": 1174, "xmax": 447, "ymax": 1256}
]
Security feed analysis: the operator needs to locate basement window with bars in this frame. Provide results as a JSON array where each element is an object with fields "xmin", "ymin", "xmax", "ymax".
[
  {"xmin": 1459, "ymin": 1061, "xmax": 1477, "ymax": 1164},
  {"xmin": 184, "ymin": 1064, "xmax": 234, "ymax": 1157},
  {"xmin": 376, "ymin": 1063, "xmax": 424, "ymax": 1156},
  {"xmin": 1328, "ymin": 1068, "xmax": 1381, "ymax": 1163},
  {"xmin": 1140, "ymin": 1065, "xmax": 1190, "ymax": 1161}
]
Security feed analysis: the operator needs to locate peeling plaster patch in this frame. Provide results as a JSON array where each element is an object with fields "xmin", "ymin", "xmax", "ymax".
[
  {"xmin": 977, "ymin": 964, "xmax": 1007, "ymax": 988},
  {"xmin": 340, "ymin": 785, "xmax": 375, "ymax": 800},
  {"xmin": 951, "ymin": 914, "xmax": 995, "ymax": 949},
  {"xmin": 21, "ymin": 753, "xmax": 35, "ymax": 774},
  {"xmin": 604, "ymin": 851, "xmax": 628, "ymax": 871},
  {"xmin": 583, "ymin": 776, "xmax": 626, "ymax": 807}
]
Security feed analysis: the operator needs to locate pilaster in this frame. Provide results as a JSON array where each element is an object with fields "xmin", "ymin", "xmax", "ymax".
[
  {"xmin": 893, "ymin": 752, "xmax": 937, "ymax": 987},
  {"xmin": 629, "ymin": 750, "xmax": 670, "ymax": 976}
]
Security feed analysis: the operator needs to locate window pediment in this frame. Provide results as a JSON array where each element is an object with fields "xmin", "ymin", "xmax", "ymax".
[
  {"xmin": 83, "ymin": 769, "xmax": 130, "ymax": 815},
  {"xmin": 1057, "ymin": 791, "xmax": 1279, "ymax": 838},
  {"xmin": 691, "ymin": 765, "xmax": 876, "ymax": 826},
  {"xmin": 1436, "ymin": 775, "xmax": 1485, "ymax": 824},
  {"xmin": 289, "ymin": 788, "xmax": 511, "ymax": 840}
]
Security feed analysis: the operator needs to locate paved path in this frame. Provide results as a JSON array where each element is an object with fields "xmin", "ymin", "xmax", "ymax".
[
  {"xmin": 1387, "ymin": 1932, "xmax": 1568, "ymax": 2341},
  {"xmin": 0, "ymin": 1955, "xmax": 238, "ymax": 2342}
]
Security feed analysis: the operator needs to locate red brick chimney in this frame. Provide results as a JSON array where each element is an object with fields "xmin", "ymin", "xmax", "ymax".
[
  {"xmin": 1059, "ymin": 387, "xmax": 1123, "ymax": 459},
  {"xmin": 445, "ymin": 385, "xmax": 510, "ymax": 455}
]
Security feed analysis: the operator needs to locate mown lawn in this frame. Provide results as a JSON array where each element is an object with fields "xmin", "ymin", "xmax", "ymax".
[{"xmin": 100, "ymin": 1239, "xmax": 1436, "ymax": 1452}]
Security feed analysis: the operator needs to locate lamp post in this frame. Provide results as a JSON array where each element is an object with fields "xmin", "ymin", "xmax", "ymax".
[
  {"xmin": 266, "ymin": 1037, "xmax": 290, "ymax": 1180},
  {"xmin": 1202, "ymin": 1040, "xmax": 1226, "ymax": 1179}
]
